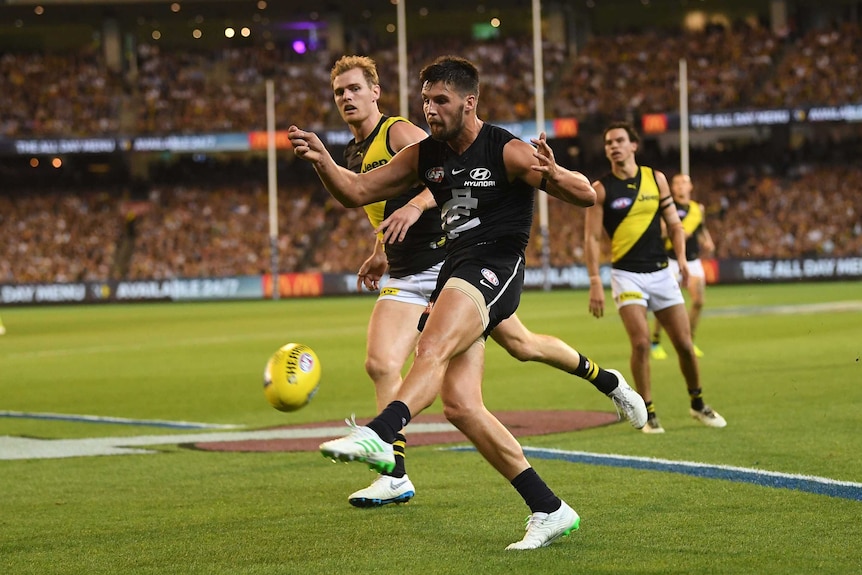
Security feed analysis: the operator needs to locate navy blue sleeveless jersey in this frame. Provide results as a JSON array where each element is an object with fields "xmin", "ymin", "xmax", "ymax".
[{"xmin": 416, "ymin": 123, "xmax": 534, "ymax": 257}]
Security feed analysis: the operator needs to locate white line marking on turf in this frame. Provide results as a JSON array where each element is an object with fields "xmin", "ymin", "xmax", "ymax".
[
  {"xmin": 0, "ymin": 422, "xmax": 457, "ymax": 460},
  {"xmin": 0, "ymin": 411, "xmax": 244, "ymax": 430},
  {"xmin": 446, "ymin": 446, "xmax": 862, "ymax": 501}
]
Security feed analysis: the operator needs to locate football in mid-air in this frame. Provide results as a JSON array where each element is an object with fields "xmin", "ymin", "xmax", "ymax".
[{"xmin": 263, "ymin": 343, "xmax": 321, "ymax": 412}]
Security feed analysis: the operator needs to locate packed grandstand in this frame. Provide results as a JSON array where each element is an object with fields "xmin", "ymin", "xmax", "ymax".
[{"xmin": 1, "ymin": 1, "xmax": 860, "ymax": 285}]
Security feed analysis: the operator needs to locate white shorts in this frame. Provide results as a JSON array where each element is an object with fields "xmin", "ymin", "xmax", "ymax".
[
  {"xmin": 377, "ymin": 262, "xmax": 442, "ymax": 307},
  {"xmin": 611, "ymin": 268, "xmax": 685, "ymax": 313},
  {"xmin": 668, "ymin": 258, "xmax": 705, "ymax": 282}
]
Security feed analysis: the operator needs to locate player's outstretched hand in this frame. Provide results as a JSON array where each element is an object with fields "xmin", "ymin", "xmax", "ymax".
[
  {"xmin": 529, "ymin": 131, "xmax": 559, "ymax": 181},
  {"xmin": 288, "ymin": 125, "xmax": 325, "ymax": 163}
]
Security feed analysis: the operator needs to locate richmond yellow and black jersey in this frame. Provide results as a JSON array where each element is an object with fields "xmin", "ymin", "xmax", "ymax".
[
  {"xmin": 344, "ymin": 115, "xmax": 446, "ymax": 278},
  {"xmin": 599, "ymin": 166, "xmax": 668, "ymax": 273},
  {"xmin": 665, "ymin": 201, "xmax": 704, "ymax": 261}
]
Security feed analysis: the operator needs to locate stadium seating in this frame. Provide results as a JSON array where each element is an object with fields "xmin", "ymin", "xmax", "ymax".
[
  {"xmin": 1, "ymin": 23, "xmax": 860, "ymax": 137},
  {"xmin": 2, "ymin": 18, "xmax": 862, "ymax": 282}
]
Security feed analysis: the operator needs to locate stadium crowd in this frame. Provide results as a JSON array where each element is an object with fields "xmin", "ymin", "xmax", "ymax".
[
  {"xmin": 2, "ymin": 18, "xmax": 862, "ymax": 284},
  {"xmin": 754, "ymin": 21, "xmax": 862, "ymax": 108},
  {"xmin": 551, "ymin": 23, "xmax": 782, "ymax": 121},
  {"xmin": 2, "ymin": 161, "xmax": 861, "ymax": 284},
  {"xmin": 0, "ymin": 188, "xmax": 120, "ymax": 283},
  {"xmin": 1, "ymin": 22, "xmax": 861, "ymax": 137}
]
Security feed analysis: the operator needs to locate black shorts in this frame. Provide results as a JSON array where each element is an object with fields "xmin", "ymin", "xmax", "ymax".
[{"xmin": 419, "ymin": 241, "xmax": 525, "ymax": 338}]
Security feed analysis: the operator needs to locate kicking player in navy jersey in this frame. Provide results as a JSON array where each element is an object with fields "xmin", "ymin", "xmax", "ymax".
[
  {"xmin": 290, "ymin": 56, "xmax": 635, "ymax": 549},
  {"xmin": 330, "ymin": 55, "xmax": 645, "ymax": 511}
]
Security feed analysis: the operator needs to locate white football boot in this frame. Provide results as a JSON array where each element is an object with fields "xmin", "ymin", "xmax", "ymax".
[
  {"xmin": 348, "ymin": 474, "xmax": 415, "ymax": 508},
  {"xmin": 607, "ymin": 369, "xmax": 648, "ymax": 429},
  {"xmin": 505, "ymin": 500, "xmax": 580, "ymax": 550},
  {"xmin": 319, "ymin": 416, "xmax": 395, "ymax": 474},
  {"xmin": 641, "ymin": 417, "xmax": 666, "ymax": 434},
  {"xmin": 690, "ymin": 405, "xmax": 727, "ymax": 428}
]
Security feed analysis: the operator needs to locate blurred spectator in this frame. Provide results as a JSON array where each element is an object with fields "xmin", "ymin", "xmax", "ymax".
[
  {"xmin": 3, "ymin": 19, "xmax": 862, "ymax": 283},
  {"xmin": 755, "ymin": 23, "xmax": 862, "ymax": 108},
  {"xmin": 2, "ymin": 161, "xmax": 861, "ymax": 283},
  {"xmin": 552, "ymin": 23, "xmax": 781, "ymax": 122},
  {"xmin": 0, "ymin": 47, "xmax": 123, "ymax": 137},
  {"xmin": 10, "ymin": 21, "xmax": 860, "ymax": 137},
  {"xmin": 0, "ymin": 188, "xmax": 119, "ymax": 283}
]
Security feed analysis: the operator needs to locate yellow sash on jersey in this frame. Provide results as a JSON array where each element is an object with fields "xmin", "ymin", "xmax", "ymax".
[
  {"xmin": 664, "ymin": 201, "xmax": 703, "ymax": 251},
  {"xmin": 612, "ymin": 166, "xmax": 660, "ymax": 263},
  {"xmin": 682, "ymin": 201, "xmax": 703, "ymax": 235},
  {"xmin": 360, "ymin": 116, "xmax": 409, "ymax": 234}
]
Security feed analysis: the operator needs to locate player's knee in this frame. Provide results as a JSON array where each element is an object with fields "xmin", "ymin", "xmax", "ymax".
[
  {"xmin": 632, "ymin": 337, "xmax": 652, "ymax": 358},
  {"xmin": 675, "ymin": 343, "xmax": 697, "ymax": 361},
  {"xmin": 442, "ymin": 400, "xmax": 477, "ymax": 429},
  {"xmin": 364, "ymin": 354, "xmax": 401, "ymax": 382},
  {"xmin": 668, "ymin": 334, "xmax": 695, "ymax": 357}
]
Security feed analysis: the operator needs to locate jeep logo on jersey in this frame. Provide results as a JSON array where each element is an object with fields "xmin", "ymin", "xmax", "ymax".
[
  {"xmin": 480, "ymin": 268, "xmax": 500, "ymax": 286},
  {"xmin": 610, "ymin": 197, "xmax": 634, "ymax": 210},
  {"xmin": 470, "ymin": 168, "xmax": 491, "ymax": 180},
  {"xmin": 426, "ymin": 167, "xmax": 444, "ymax": 183},
  {"xmin": 364, "ymin": 158, "xmax": 388, "ymax": 172}
]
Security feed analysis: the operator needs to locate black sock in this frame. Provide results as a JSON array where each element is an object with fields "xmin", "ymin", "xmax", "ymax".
[
  {"xmin": 511, "ymin": 468, "xmax": 561, "ymax": 514},
  {"xmin": 571, "ymin": 354, "xmax": 618, "ymax": 395},
  {"xmin": 388, "ymin": 433, "xmax": 407, "ymax": 478},
  {"xmin": 689, "ymin": 388, "xmax": 705, "ymax": 412},
  {"xmin": 366, "ymin": 400, "xmax": 411, "ymax": 444}
]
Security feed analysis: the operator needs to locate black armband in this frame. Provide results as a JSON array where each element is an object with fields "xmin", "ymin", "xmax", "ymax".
[{"xmin": 660, "ymin": 196, "xmax": 675, "ymax": 209}]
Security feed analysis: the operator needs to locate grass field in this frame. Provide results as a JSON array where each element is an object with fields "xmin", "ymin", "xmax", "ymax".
[{"xmin": 2, "ymin": 281, "xmax": 861, "ymax": 574}]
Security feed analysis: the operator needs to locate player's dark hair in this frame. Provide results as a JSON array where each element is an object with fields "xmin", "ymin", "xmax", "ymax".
[
  {"xmin": 603, "ymin": 121, "xmax": 640, "ymax": 144},
  {"xmin": 419, "ymin": 56, "xmax": 479, "ymax": 97}
]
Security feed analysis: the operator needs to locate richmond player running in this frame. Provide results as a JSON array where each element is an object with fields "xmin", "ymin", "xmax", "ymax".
[{"xmin": 584, "ymin": 121, "xmax": 726, "ymax": 434}]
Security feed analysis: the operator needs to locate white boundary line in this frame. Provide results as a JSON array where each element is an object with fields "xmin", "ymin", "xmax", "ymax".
[
  {"xmin": 447, "ymin": 446, "xmax": 862, "ymax": 501},
  {"xmin": 0, "ymin": 410, "xmax": 243, "ymax": 430}
]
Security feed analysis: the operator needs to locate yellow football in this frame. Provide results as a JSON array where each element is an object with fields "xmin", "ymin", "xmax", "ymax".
[{"xmin": 263, "ymin": 343, "xmax": 321, "ymax": 412}]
